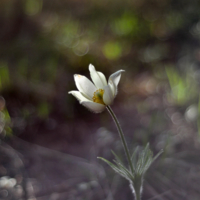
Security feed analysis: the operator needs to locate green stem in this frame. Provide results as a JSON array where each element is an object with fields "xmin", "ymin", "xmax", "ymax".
[
  {"xmin": 133, "ymin": 175, "xmax": 142, "ymax": 200},
  {"xmin": 106, "ymin": 106, "xmax": 134, "ymax": 174},
  {"xmin": 135, "ymin": 190, "xmax": 141, "ymax": 200}
]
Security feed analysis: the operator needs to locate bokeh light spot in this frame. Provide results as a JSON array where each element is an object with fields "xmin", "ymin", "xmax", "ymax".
[
  {"xmin": 73, "ymin": 41, "xmax": 89, "ymax": 56},
  {"xmin": 112, "ymin": 13, "xmax": 138, "ymax": 36},
  {"xmin": 24, "ymin": 0, "xmax": 43, "ymax": 16},
  {"xmin": 103, "ymin": 41, "xmax": 122, "ymax": 60}
]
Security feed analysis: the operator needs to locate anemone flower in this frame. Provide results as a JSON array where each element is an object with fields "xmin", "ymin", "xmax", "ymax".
[{"xmin": 68, "ymin": 64, "xmax": 125, "ymax": 113}]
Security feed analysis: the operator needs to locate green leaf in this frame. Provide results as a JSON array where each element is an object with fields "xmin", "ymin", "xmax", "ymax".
[
  {"xmin": 134, "ymin": 144, "xmax": 163, "ymax": 175},
  {"xmin": 152, "ymin": 149, "xmax": 163, "ymax": 163},
  {"xmin": 111, "ymin": 150, "xmax": 126, "ymax": 168},
  {"xmin": 98, "ymin": 157, "xmax": 131, "ymax": 180},
  {"xmin": 111, "ymin": 150, "xmax": 134, "ymax": 180},
  {"xmin": 113, "ymin": 160, "xmax": 134, "ymax": 180},
  {"xmin": 131, "ymin": 146, "xmax": 139, "ymax": 170}
]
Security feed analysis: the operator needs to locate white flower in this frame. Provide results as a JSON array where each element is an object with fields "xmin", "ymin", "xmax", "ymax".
[{"xmin": 68, "ymin": 64, "xmax": 125, "ymax": 113}]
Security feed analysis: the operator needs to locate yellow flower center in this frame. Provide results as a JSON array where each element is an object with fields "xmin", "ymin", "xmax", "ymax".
[{"xmin": 92, "ymin": 89, "xmax": 105, "ymax": 105}]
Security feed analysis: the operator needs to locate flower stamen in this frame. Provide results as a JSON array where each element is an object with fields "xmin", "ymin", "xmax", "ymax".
[{"xmin": 92, "ymin": 89, "xmax": 105, "ymax": 105}]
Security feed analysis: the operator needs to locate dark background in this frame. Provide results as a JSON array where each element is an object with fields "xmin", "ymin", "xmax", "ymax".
[{"xmin": 1, "ymin": 0, "xmax": 200, "ymax": 199}]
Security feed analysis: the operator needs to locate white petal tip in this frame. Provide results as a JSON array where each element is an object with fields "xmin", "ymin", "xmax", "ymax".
[
  {"xmin": 89, "ymin": 64, "xmax": 95, "ymax": 70},
  {"xmin": 74, "ymin": 74, "xmax": 84, "ymax": 80}
]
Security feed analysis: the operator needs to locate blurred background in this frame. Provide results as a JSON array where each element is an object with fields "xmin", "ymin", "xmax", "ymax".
[{"xmin": 1, "ymin": 0, "xmax": 200, "ymax": 199}]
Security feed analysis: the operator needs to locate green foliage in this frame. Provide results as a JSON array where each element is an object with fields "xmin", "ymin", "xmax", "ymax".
[
  {"xmin": 63, "ymin": 21, "xmax": 80, "ymax": 37},
  {"xmin": 166, "ymin": 66, "xmax": 198, "ymax": 105},
  {"xmin": 1, "ymin": 108, "xmax": 12, "ymax": 136},
  {"xmin": 0, "ymin": 62, "xmax": 10, "ymax": 90},
  {"xmin": 24, "ymin": 0, "xmax": 43, "ymax": 15},
  {"xmin": 18, "ymin": 59, "xmax": 29, "ymax": 77},
  {"xmin": 166, "ymin": 12, "xmax": 184, "ymax": 30},
  {"xmin": 111, "ymin": 12, "xmax": 139, "ymax": 36},
  {"xmin": 37, "ymin": 102, "xmax": 51, "ymax": 119},
  {"xmin": 98, "ymin": 143, "xmax": 163, "ymax": 184}
]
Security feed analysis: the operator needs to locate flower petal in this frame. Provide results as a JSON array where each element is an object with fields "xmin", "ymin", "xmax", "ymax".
[
  {"xmin": 108, "ymin": 81, "xmax": 115, "ymax": 96},
  {"xmin": 103, "ymin": 85, "xmax": 114, "ymax": 105},
  {"xmin": 97, "ymin": 71, "xmax": 107, "ymax": 86},
  {"xmin": 89, "ymin": 64, "xmax": 107, "ymax": 89},
  {"xmin": 108, "ymin": 70, "xmax": 125, "ymax": 96},
  {"xmin": 74, "ymin": 74, "xmax": 96, "ymax": 100},
  {"xmin": 68, "ymin": 91, "xmax": 89, "ymax": 102},
  {"xmin": 81, "ymin": 101, "xmax": 106, "ymax": 113},
  {"xmin": 108, "ymin": 70, "xmax": 125, "ymax": 87}
]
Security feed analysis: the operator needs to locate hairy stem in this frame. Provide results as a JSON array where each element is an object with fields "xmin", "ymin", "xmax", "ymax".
[
  {"xmin": 135, "ymin": 190, "xmax": 141, "ymax": 200},
  {"xmin": 106, "ymin": 106, "xmax": 134, "ymax": 174},
  {"xmin": 133, "ymin": 175, "xmax": 142, "ymax": 200}
]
